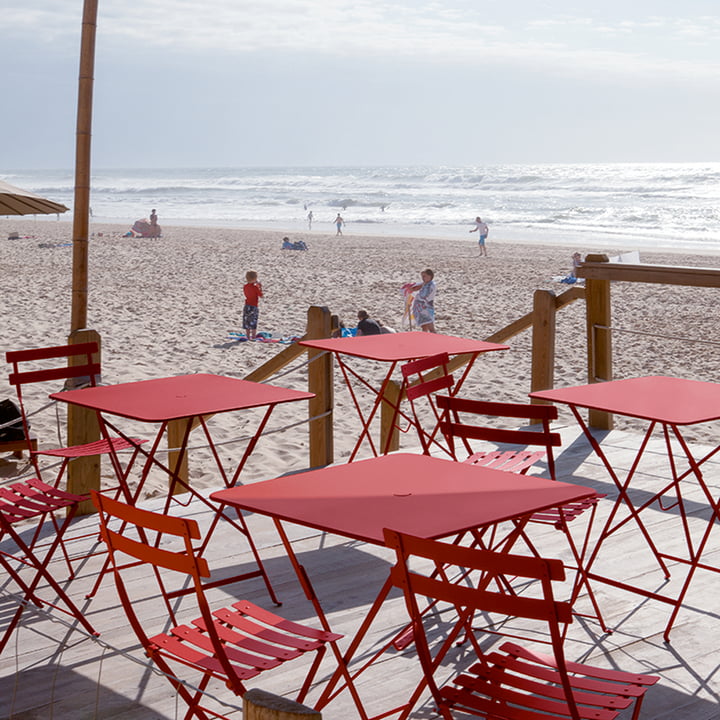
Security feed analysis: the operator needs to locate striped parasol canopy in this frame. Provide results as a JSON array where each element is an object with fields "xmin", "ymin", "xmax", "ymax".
[{"xmin": 0, "ymin": 179, "xmax": 69, "ymax": 216}]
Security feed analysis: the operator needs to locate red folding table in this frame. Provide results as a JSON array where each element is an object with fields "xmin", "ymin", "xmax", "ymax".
[
  {"xmin": 51, "ymin": 373, "xmax": 314, "ymax": 603},
  {"xmin": 532, "ymin": 375, "xmax": 720, "ymax": 641},
  {"xmin": 211, "ymin": 452, "xmax": 596, "ymax": 719},
  {"xmin": 299, "ymin": 332, "xmax": 508, "ymax": 460}
]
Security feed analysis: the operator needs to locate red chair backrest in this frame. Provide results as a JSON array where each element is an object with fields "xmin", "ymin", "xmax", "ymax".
[
  {"xmin": 91, "ymin": 491, "xmax": 235, "ymax": 679},
  {"xmin": 7, "ymin": 342, "xmax": 101, "ymax": 389},
  {"xmin": 383, "ymin": 528, "xmax": 577, "ymax": 716},
  {"xmin": 436, "ymin": 394, "xmax": 560, "ymax": 474},
  {"xmin": 400, "ymin": 353, "xmax": 455, "ymax": 455},
  {"xmin": 384, "ymin": 528, "xmax": 570, "ymax": 625}
]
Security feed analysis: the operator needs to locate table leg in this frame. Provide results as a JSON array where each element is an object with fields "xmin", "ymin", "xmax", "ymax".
[
  {"xmin": 570, "ymin": 406, "xmax": 670, "ymax": 577},
  {"xmin": 575, "ymin": 409, "xmax": 720, "ymax": 640},
  {"xmin": 272, "ymin": 520, "xmax": 371, "ymax": 719}
]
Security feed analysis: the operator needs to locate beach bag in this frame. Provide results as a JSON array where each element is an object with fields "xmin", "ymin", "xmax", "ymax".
[{"xmin": 0, "ymin": 399, "xmax": 25, "ymax": 441}]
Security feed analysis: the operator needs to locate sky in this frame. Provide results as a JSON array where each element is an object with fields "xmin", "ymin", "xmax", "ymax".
[{"xmin": 3, "ymin": 0, "xmax": 720, "ymax": 168}]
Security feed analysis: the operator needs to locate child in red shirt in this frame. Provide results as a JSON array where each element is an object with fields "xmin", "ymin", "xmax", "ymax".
[{"xmin": 243, "ymin": 270, "xmax": 264, "ymax": 340}]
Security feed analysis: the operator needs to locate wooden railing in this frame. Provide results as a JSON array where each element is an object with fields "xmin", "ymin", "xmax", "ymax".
[
  {"xmin": 63, "ymin": 291, "xmax": 585, "ymax": 504},
  {"xmin": 75, "ymin": 254, "xmax": 720, "ymax": 499},
  {"xmin": 577, "ymin": 255, "xmax": 720, "ymax": 429}
]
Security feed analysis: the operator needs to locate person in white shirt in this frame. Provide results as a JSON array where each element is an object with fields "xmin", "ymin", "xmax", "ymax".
[{"xmin": 469, "ymin": 216, "xmax": 489, "ymax": 256}]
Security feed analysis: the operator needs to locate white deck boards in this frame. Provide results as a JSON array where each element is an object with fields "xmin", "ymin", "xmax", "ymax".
[{"xmin": 2, "ymin": 424, "xmax": 720, "ymax": 719}]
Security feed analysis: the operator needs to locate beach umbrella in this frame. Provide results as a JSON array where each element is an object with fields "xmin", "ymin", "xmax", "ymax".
[{"xmin": 0, "ymin": 179, "xmax": 69, "ymax": 216}]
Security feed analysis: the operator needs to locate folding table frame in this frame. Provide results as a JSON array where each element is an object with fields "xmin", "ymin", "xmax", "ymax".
[
  {"xmin": 211, "ymin": 452, "xmax": 596, "ymax": 720},
  {"xmin": 300, "ymin": 333, "xmax": 508, "ymax": 461},
  {"xmin": 532, "ymin": 375, "xmax": 720, "ymax": 642},
  {"xmin": 51, "ymin": 373, "xmax": 314, "ymax": 604}
]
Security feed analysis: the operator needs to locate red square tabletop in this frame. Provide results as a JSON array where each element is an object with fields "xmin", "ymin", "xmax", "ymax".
[
  {"xmin": 51, "ymin": 373, "xmax": 314, "ymax": 422},
  {"xmin": 531, "ymin": 375, "xmax": 720, "ymax": 426},
  {"xmin": 210, "ymin": 453, "xmax": 595, "ymax": 545},
  {"xmin": 299, "ymin": 332, "xmax": 508, "ymax": 362}
]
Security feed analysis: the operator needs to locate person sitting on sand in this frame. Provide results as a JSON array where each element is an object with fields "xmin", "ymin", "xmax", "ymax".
[
  {"xmin": 281, "ymin": 236, "xmax": 308, "ymax": 250},
  {"xmin": 560, "ymin": 252, "xmax": 583, "ymax": 284},
  {"xmin": 356, "ymin": 309, "xmax": 383, "ymax": 336}
]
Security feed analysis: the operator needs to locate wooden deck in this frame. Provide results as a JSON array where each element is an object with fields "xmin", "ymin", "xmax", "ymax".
[{"xmin": 2, "ymin": 424, "xmax": 720, "ymax": 719}]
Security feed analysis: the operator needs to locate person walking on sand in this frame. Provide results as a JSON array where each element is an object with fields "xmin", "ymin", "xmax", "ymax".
[
  {"xmin": 307, "ymin": 210, "xmax": 314, "ymax": 230},
  {"xmin": 242, "ymin": 270, "xmax": 263, "ymax": 340},
  {"xmin": 411, "ymin": 268, "xmax": 436, "ymax": 333},
  {"xmin": 469, "ymin": 216, "xmax": 489, "ymax": 256},
  {"xmin": 335, "ymin": 213, "xmax": 344, "ymax": 236}
]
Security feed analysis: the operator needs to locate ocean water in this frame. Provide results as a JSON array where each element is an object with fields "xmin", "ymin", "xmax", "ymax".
[{"xmin": 5, "ymin": 164, "xmax": 720, "ymax": 253}]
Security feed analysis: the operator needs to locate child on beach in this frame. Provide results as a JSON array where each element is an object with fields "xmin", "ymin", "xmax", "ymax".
[
  {"xmin": 242, "ymin": 270, "xmax": 263, "ymax": 340},
  {"xmin": 410, "ymin": 268, "xmax": 436, "ymax": 333}
]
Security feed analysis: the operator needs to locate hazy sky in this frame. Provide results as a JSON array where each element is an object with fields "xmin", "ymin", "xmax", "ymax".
[{"xmin": 4, "ymin": 1, "xmax": 720, "ymax": 168}]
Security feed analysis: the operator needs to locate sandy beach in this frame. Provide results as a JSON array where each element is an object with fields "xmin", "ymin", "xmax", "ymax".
[{"xmin": 2, "ymin": 217, "xmax": 720, "ymax": 496}]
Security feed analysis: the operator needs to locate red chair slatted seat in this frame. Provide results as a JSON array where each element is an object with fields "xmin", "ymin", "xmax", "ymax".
[
  {"xmin": 92, "ymin": 491, "xmax": 341, "ymax": 718},
  {"xmin": 384, "ymin": 529, "xmax": 658, "ymax": 720}
]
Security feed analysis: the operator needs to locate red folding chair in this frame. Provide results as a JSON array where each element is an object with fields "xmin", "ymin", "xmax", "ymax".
[
  {"xmin": 0, "ymin": 478, "xmax": 98, "ymax": 654},
  {"xmin": 92, "ymin": 491, "xmax": 342, "ymax": 718},
  {"xmin": 384, "ymin": 529, "xmax": 658, "ymax": 720},
  {"xmin": 6, "ymin": 342, "xmax": 146, "ymax": 496},
  {"xmin": 436, "ymin": 394, "xmax": 609, "ymax": 631},
  {"xmin": 400, "ymin": 352, "xmax": 455, "ymax": 456},
  {"xmin": 401, "ymin": 356, "xmax": 608, "ymax": 632}
]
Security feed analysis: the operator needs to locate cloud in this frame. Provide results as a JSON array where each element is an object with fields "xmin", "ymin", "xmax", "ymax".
[{"xmin": 7, "ymin": 1, "xmax": 720, "ymax": 83}]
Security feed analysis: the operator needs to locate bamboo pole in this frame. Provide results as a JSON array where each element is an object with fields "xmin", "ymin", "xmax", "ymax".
[
  {"xmin": 71, "ymin": 0, "xmax": 98, "ymax": 332},
  {"xmin": 66, "ymin": 0, "xmax": 101, "ymax": 514}
]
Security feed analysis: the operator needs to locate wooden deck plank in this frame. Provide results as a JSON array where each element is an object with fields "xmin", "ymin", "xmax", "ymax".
[{"xmin": 2, "ymin": 425, "xmax": 720, "ymax": 718}]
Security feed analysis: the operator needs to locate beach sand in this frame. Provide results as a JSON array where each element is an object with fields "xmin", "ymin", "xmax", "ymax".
[{"xmin": 2, "ymin": 217, "xmax": 720, "ymax": 497}]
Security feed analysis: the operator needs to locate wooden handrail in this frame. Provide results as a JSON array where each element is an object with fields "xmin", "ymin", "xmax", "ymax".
[{"xmin": 578, "ymin": 262, "xmax": 720, "ymax": 287}]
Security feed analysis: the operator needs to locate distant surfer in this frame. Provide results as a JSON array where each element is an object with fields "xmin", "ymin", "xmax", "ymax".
[
  {"xmin": 307, "ymin": 210, "xmax": 313, "ymax": 230},
  {"xmin": 469, "ymin": 216, "xmax": 488, "ymax": 256}
]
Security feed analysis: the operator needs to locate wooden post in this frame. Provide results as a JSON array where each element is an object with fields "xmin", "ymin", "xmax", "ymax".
[
  {"xmin": 584, "ymin": 253, "xmax": 613, "ymax": 429},
  {"xmin": 306, "ymin": 306, "xmax": 334, "ymax": 468},
  {"xmin": 167, "ymin": 420, "xmax": 190, "ymax": 495},
  {"xmin": 243, "ymin": 689, "xmax": 321, "ymax": 720},
  {"xmin": 66, "ymin": 328, "xmax": 102, "ymax": 515},
  {"xmin": 530, "ymin": 289, "xmax": 556, "ymax": 419},
  {"xmin": 380, "ymin": 379, "xmax": 401, "ymax": 453}
]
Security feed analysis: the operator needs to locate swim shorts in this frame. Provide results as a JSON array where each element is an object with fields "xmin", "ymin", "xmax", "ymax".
[{"xmin": 243, "ymin": 304, "xmax": 259, "ymax": 330}]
